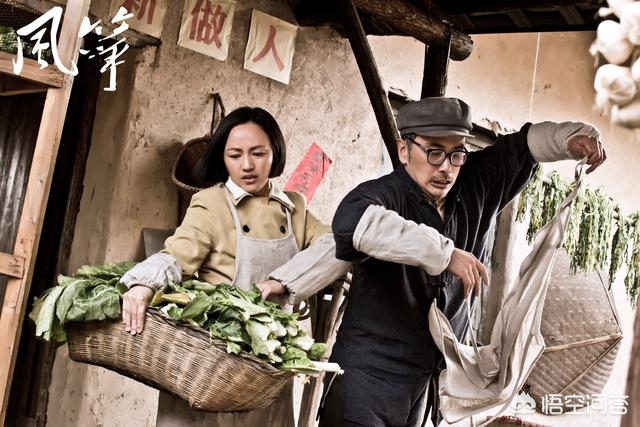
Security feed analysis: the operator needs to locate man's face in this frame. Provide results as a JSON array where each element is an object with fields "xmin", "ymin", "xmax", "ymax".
[{"xmin": 399, "ymin": 134, "xmax": 467, "ymax": 203}]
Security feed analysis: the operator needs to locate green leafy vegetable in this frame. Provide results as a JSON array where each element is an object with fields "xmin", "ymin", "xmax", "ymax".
[{"xmin": 29, "ymin": 262, "xmax": 329, "ymax": 371}]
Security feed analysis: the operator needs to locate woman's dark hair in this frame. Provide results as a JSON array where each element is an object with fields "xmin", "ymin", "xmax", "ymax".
[{"xmin": 192, "ymin": 106, "xmax": 286, "ymax": 185}]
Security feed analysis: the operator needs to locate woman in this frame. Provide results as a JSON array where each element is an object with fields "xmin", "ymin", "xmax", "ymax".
[{"xmin": 120, "ymin": 106, "xmax": 350, "ymax": 426}]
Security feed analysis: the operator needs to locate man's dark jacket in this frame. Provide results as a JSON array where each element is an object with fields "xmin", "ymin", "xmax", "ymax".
[{"xmin": 331, "ymin": 124, "xmax": 538, "ymax": 377}]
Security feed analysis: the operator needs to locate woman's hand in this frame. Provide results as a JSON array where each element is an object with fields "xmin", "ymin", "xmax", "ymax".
[
  {"xmin": 122, "ymin": 285, "xmax": 154, "ymax": 335},
  {"xmin": 255, "ymin": 279, "xmax": 286, "ymax": 300}
]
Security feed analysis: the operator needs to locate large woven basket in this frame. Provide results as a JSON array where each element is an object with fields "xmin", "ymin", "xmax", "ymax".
[
  {"xmin": 525, "ymin": 249, "xmax": 622, "ymax": 411},
  {"xmin": 66, "ymin": 308, "xmax": 293, "ymax": 412}
]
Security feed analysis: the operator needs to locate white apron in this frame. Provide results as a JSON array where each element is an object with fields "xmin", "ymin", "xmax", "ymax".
[
  {"xmin": 157, "ymin": 189, "xmax": 299, "ymax": 427},
  {"xmin": 428, "ymin": 165, "xmax": 583, "ymax": 426}
]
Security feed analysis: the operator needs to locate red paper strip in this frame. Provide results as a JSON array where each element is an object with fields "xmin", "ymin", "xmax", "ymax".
[{"xmin": 284, "ymin": 142, "xmax": 332, "ymax": 203}]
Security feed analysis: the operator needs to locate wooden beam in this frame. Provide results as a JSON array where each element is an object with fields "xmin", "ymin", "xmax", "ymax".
[
  {"xmin": 451, "ymin": 14, "xmax": 477, "ymax": 33},
  {"xmin": 352, "ymin": 0, "xmax": 473, "ymax": 61},
  {"xmin": 0, "ymin": 253, "xmax": 25, "ymax": 279},
  {"xmin": 508, "ymin": 10, "xmax": 534, "ymax": 28},
  {"xmin": 339, "ymin": 0, "xmax": 400, "ymax": 168},
  {"xmin": 559, "ymin": 6, "xmax": 585, "ymax": 25},
  {"xmin": 0, "ymin": 1, "xmax": 91, "ymax": 424},
  {"xmin": 441, "ymin": 0, "xmax": 604, "ymax": 15},
  {"xmin": 421, "ymin": 35, "xmax": 451, "ymax": 98}
]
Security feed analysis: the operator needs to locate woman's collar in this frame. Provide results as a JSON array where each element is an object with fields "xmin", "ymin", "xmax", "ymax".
[{"xmin": 224, "ymin": 178, "xmax": 295, "ymax": 211}]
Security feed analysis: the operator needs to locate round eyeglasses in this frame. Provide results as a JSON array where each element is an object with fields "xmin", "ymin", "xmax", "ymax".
[{"xmin": 406, "ymin": 138, "xmax": 469, "ymax": 167}]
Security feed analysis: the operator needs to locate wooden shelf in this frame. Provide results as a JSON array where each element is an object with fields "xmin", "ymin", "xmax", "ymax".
[{"xmin": 0, "ymin": 50, "xmax": 64, "ymax": 91}]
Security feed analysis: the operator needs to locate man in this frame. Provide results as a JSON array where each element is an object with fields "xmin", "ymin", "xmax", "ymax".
[{"xmin": 319, "ymin": 97, "xmax": 605, "ymax": 427}]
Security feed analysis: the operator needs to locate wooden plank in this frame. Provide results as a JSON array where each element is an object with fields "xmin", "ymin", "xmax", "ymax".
[
  {"xmin": 0, "ymin": 51, "xmax": 64, "ymax": 88},
  {"xmin": 339, "ymin": 0, "xmax": 400, "ymax": 168},
  {"xmin": 0, "ymin": 253, "xmax": 25, "ymax": 279},
  {"xmin": 421, "ymin": 35, "xmax": 451, "ymax": 98},
  {"xmin": 352, "ymin": 0, "xmax": 473, "ymax": 61},
  {"xmin": 0, "ymin": 1, "xmax": 91, "ymax": 424}
]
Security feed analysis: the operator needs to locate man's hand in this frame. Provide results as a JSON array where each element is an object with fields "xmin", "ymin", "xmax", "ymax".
[
  {"xmin": 122, "ymin": 285, "xmax": 154, "ymax": 335},
  {"xmin": 255, "ymin": 279, "xmax": 286, "ymax": 300},
  {"xmin": 567, "ymin": 135, "xmax": 606, "ymax": 174},
  {"xmin": 446, "ymin": 248, "xmax": 490, "ymax": 297}
]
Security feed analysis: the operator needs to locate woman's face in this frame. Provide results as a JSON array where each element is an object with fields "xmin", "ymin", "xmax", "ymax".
[{"xmin": 224, "ymin": 122, "xmax": 274, "ymax": 195}]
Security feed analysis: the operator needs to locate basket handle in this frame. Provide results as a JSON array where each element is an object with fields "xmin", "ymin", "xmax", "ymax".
[{"xmin": 209, "ymin": 93, "xmax": 226, "ymax": 136}]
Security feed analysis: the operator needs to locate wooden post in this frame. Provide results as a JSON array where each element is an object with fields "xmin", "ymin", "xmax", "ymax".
[
  {"xmin": 622, "ymin": 307, "xmax": 640, "ymax": 427},
  {"xmin": 421, "ymin": 34, "xmax": 452, "ymax": 98},
  {"xmin": 0, "ymin": 1, "xmax": 91, "ymax": 424},
  {"xmin": 339, "ymin": 0, "xmax": 400, "ymax": 168}
]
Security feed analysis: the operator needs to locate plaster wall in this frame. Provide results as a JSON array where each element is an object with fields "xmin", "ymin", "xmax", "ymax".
[{"xmin": 46, "ymin": 3, "xmax": 640, "ymax": 427}]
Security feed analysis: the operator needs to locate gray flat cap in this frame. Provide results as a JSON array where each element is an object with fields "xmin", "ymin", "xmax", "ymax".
[{"xmin": 397, "ymin": 97, "xmax": 472, "ymax": 137}]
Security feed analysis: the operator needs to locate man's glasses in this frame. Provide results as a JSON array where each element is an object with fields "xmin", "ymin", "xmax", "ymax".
[{"xmin": 405, "ymin": 138, "xmax": 469, "ymax": 167}]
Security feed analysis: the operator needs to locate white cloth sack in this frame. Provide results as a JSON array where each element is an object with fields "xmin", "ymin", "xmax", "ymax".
[{"xmin": 428, "ymin": 166, "xmax": 583, "ymax": 425}]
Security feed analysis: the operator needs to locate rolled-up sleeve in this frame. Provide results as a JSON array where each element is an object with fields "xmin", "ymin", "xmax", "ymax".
[
  {"xmin": 527, "ymin": 121, "xmax": 601, "ymax": 163},
  {"xmin": 332, "ymin": 186, "xmax": 381, "ymax": 262}
]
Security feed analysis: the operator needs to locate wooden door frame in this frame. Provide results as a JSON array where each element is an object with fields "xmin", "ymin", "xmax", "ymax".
[
  {"xmin": 0, "ymin": 2, "xmax": 91, "ymax": 424},
  {"xmin": 5, "ymin": 32, "xmax": 102, "ymax": 426}
]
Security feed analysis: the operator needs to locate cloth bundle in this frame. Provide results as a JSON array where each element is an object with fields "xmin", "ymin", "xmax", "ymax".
[{"xmin": 428, "ymin": 166, "xmax": 583, "ymax": 425}]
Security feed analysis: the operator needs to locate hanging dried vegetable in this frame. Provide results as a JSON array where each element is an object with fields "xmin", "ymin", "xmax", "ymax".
[
  {"xmin": 625, "ymin": 214, "xmax": 640, "ymax": 303},
  {"xmin": 516, "ymin": 169, "xmax": 640, "ymax": 304},
  {"xmin": 609, "ymin": 206, "xmax": 629, "ymax": 286},
  {"xmin": 516, "ymin": 166, "xmax": 544, "ymax": 240}
]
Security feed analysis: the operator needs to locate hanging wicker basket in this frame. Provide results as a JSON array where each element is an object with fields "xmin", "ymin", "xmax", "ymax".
[
  {"xmin": 171, "ymin": 135, "xmax": 210, "ymax": 201},
  {"xmin": 525, "ymin": 249, "xmax": 623, "ymax": 413},
  {"xmin": 66, "ymin": 308, "xmax": 293, "ymax": 412},
  {"xmin": 171, "ymin": 93, "xmax": 225, "ymax": 220}
]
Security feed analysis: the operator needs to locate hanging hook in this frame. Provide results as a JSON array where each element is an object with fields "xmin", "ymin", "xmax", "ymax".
[{"xmin": 209, "ymin": 93, "xmax": 226, "ymax": 136}]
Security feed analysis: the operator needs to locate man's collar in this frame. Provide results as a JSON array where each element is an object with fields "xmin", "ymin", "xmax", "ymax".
[{"xmin": 225, "ymin": 178, "xmax": 295, "ymax": 211}]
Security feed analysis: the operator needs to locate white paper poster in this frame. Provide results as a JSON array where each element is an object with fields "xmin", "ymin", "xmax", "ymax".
[
  {"xmin": 178, "ymin": 0, "xmax": 236, "ymax": 61},
  {"xmin": 243, "ymin": 10, "xmax": 297, "ymax": 84},
  {"xmin": 109, "ymin": 0, "xmax": 168, "ymax": 38}
]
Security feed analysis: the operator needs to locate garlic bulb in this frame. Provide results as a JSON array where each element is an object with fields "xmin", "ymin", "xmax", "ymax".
[
  {"xmin": 631, "ymin": 57, "xmax": 640, "ymax": 81},
  {"xmin": 621, "ymin": 2, "xmax": 640, "ymax": 44},
  {"xmin": 607, "ymin": 0, "xmax": 635, "ymax": 17},
  {"xmin": 594, "ymin": 63, "xmax": 637, "ymax": 105},
  {"xmin": 594, "ymin": 20, "xmax": 634, "ymax": 64},
  {"xmin": 612, "ymin": 95, "xmax": 640, "ymax": 127}
]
